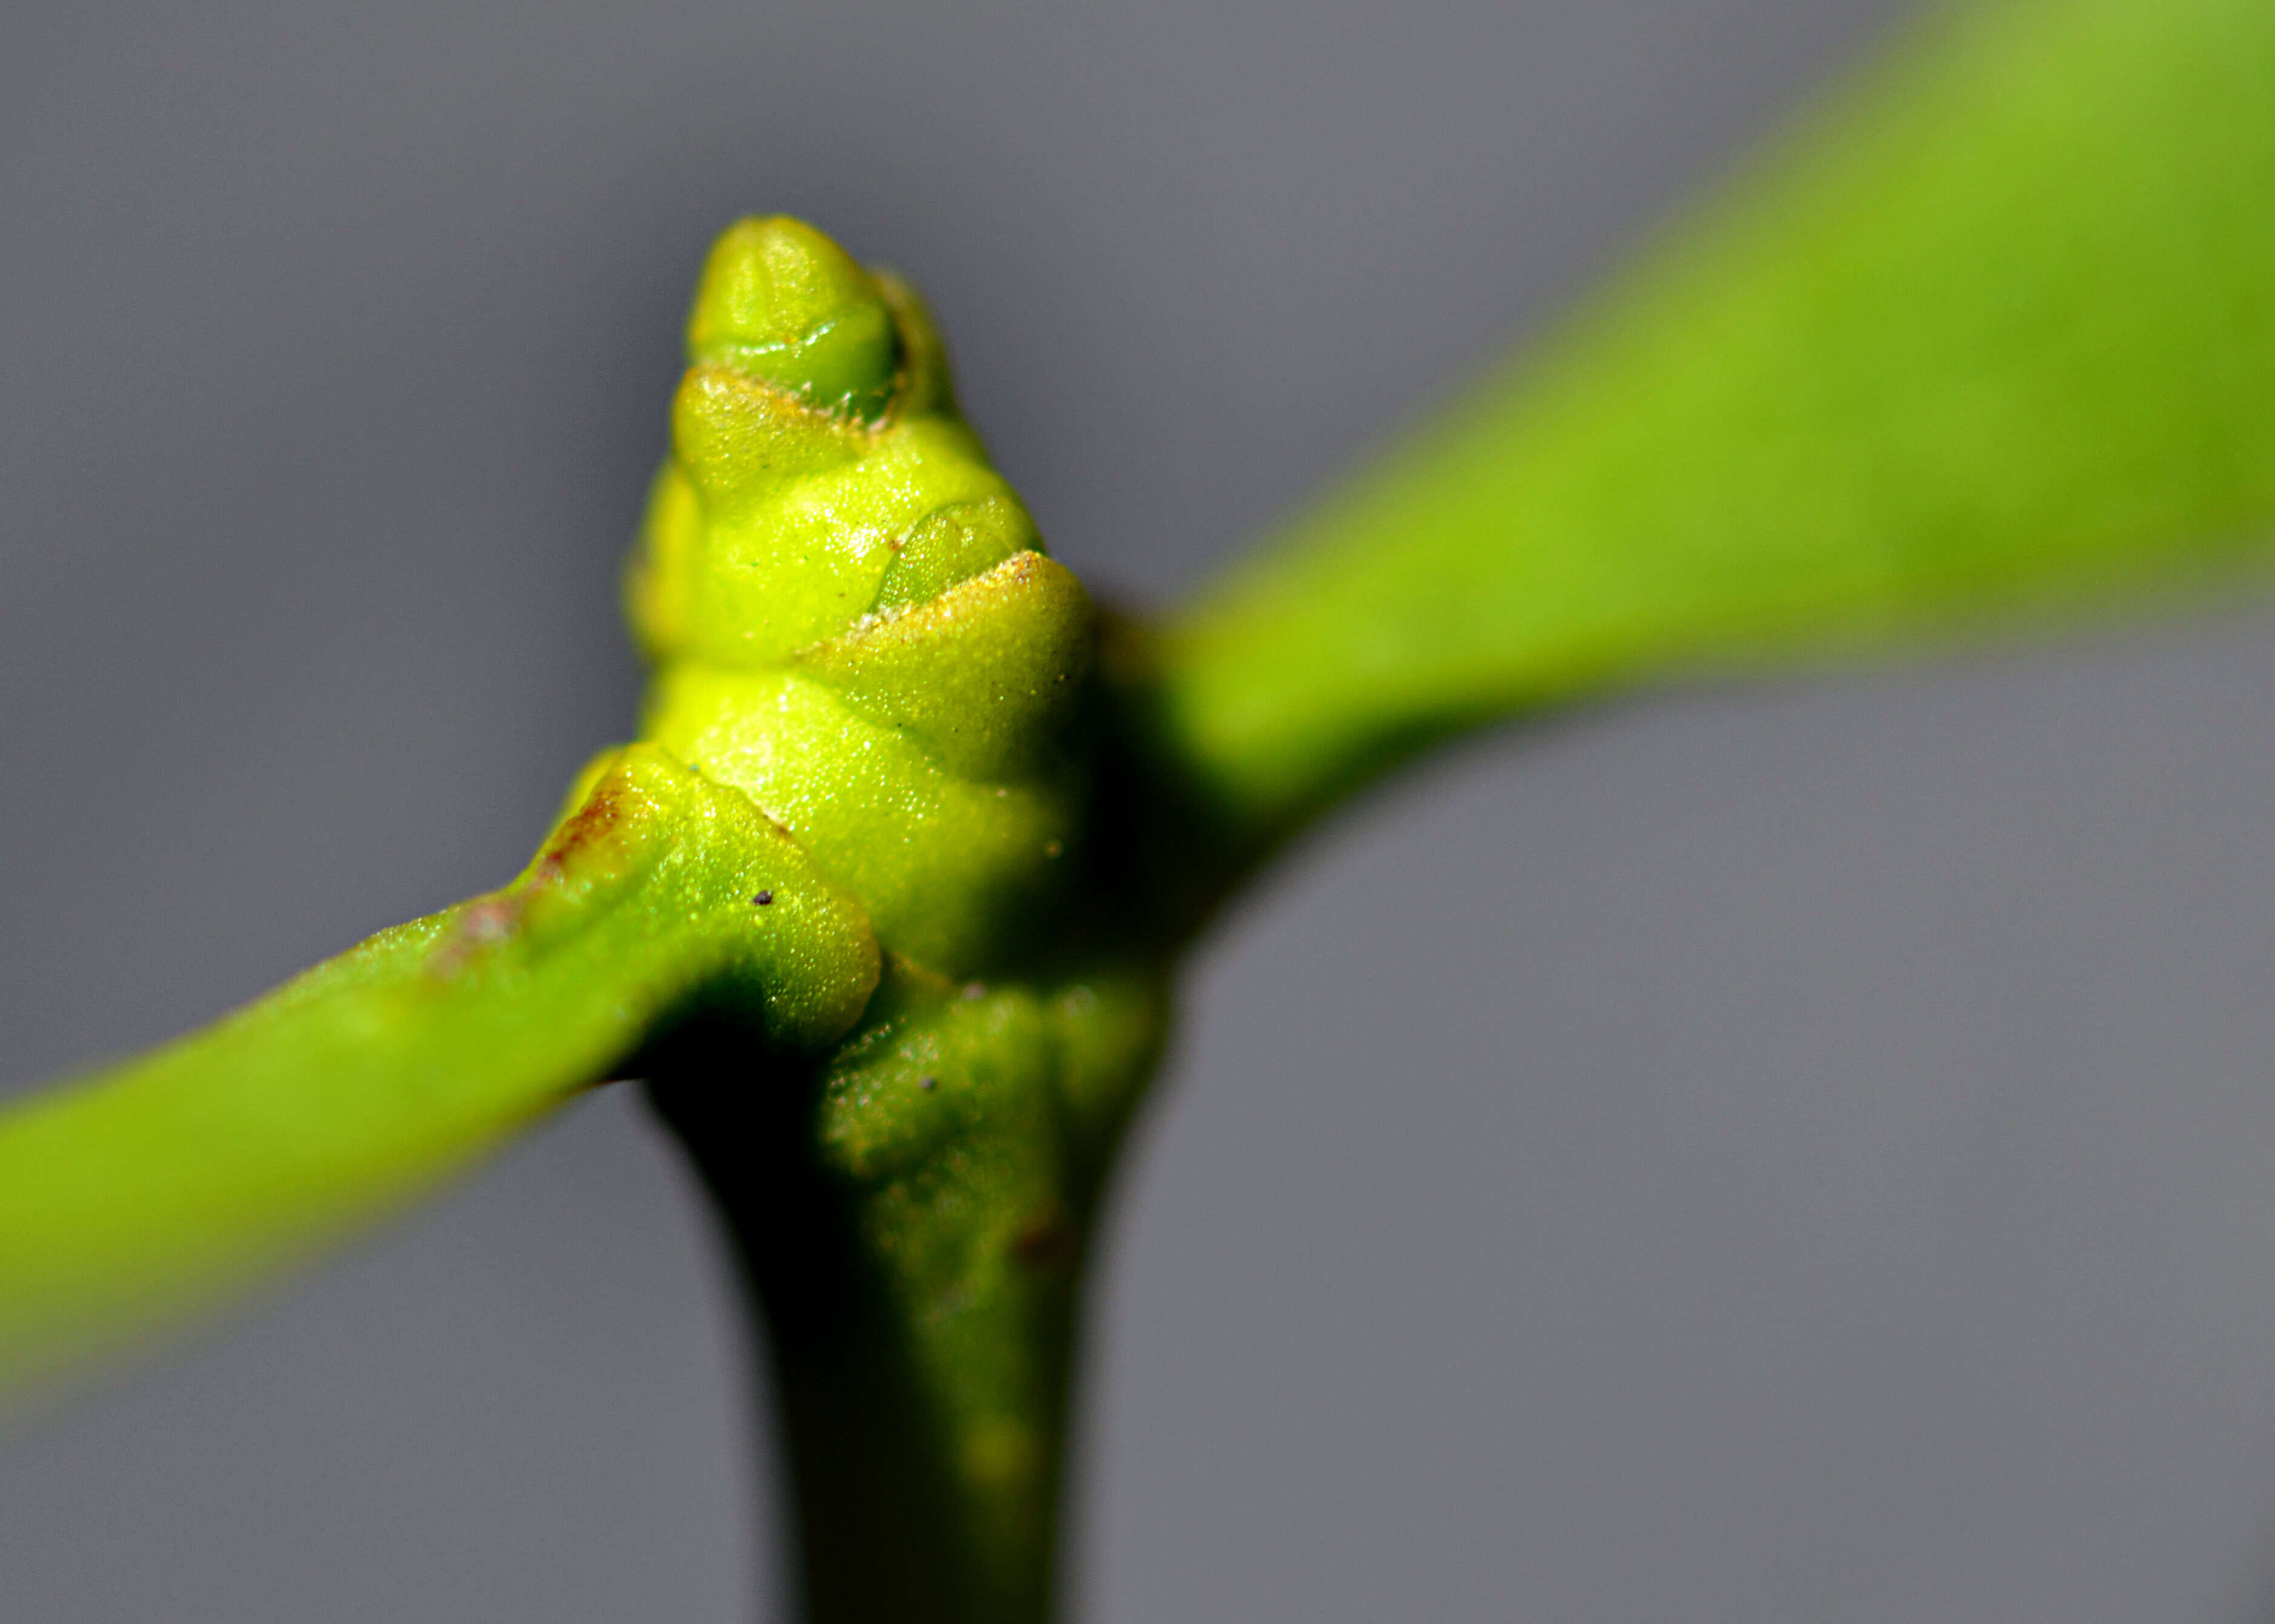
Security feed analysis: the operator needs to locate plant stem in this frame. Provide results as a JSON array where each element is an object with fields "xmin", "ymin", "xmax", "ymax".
[{"xmin": 650, "ymin": 959, "xmax": 1166, "ymax": 1624}]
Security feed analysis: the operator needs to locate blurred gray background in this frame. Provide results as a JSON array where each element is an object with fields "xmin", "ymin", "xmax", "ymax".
[{"xmin": 7, "ymin": 1, "xmax": 2275, "ymax": 1619}]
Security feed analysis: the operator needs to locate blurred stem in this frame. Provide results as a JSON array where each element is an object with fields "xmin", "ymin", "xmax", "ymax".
[
  {"xmin": 656, "ymin": 1064, "xmax": 1072, "ymax": 1624},
  {"xmin": 650, "ymin": 950, "xmax": 1169, "ymax": 1624}
]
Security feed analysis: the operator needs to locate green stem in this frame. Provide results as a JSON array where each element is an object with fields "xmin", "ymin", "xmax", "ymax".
[{"xmin": 653, "ymin": 958, "xmax": 1168, "ymax": 1624}]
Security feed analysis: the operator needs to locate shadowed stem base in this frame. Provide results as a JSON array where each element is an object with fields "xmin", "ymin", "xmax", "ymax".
[{"xmin": 648, "ymin": 961, "xmax": 1168, "ymax": 1624}]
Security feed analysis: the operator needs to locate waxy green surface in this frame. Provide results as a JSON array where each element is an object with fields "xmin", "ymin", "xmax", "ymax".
[
  {"xmin": 5, "ymin": 2, "xmax": 2275, "ymax": 1619},
  {"xmin": 0, "ymin": 745, "xmax": 879, "ymax": 1402},
  {"xmin": 1158, "ymin": 0, "xmax": 2275, "ymax": 856}
]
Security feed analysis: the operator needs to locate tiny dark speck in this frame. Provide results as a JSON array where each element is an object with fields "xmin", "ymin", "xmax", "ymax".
[
  {"xmin": 753, "ymin": 891, "xmax": 774, "ymax": 906},
  {"xmin": 918, "ymin": 1075, "xmax": 938, "ymax": 1091}
]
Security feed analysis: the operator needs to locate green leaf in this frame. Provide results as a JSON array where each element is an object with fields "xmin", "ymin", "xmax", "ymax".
[
  {"xmin": 1151, "ymin": 0, "xmax": 2275, "ymax": 853},
  {"xmin": 0, "ymin": 746, "xmax": 878, "ymax": 1412}
]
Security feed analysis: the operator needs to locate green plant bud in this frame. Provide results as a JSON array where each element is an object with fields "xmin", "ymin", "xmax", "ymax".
[
  {"xmin": 622, "ymin": 461, "xmax": 701, "ymax": 661},
  {"xmin": 630, "ymin": 218, "xmax": 1099, "ymax": 978},
  {"xmin": 873, "ymin": 493, "xmax": 1037, "ymax": 612},
  {"xmin": 873, "ymin": 268, "xmax": 957, "ymax": 419},
  {"xmin": 637, "ymin": 231, "xmax": 1154, "ymax": 1611},
  {"xmin": 668, "ymin": 363, "xmax": 866, "ymax": 506},
  {"xmin": 644, "ymin": 552, "xmax": 1092, "ymax": 971},
  {"xmin": 686, "ymin": 215, "xmax": 901, "ymax": 421},
  {"xmin": 795, "ymin": 549, "xmax": 1092, "ymax": 780},
  {"xmin": 642, "ymin": 409, "xmax": 1026, "ymax": 665}
]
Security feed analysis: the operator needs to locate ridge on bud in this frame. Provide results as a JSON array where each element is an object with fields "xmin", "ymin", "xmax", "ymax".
[{"xmin": 686, "ymin": 216, "xmax": 901, "ymax": 421}]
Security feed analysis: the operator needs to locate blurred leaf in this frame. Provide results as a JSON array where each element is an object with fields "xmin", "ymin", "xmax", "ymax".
[
  {"xmin": 1154, "ymin": 0, "xmax": 2275, "ymax": 851},
  {"xmin": 0, "ymin": 747, "xmax": 878, "ymax": 1413}
]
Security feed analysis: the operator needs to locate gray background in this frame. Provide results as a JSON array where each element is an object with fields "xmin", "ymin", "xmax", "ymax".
[{"xmin": 7, "ymin": 1, "xmax": 2275, "ymax": 1619}]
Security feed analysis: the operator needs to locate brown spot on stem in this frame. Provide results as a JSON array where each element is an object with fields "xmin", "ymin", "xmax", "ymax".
[
  {"xmin": 1011, "ymin": 1212, "xmax": 1073, "ymax": 1273},
  {"xmin": 540, "ymin": 777, "xmax": 629, "ymax": 871}
]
